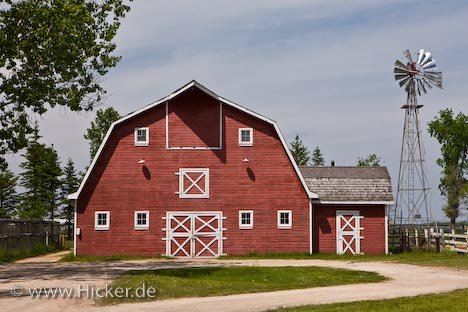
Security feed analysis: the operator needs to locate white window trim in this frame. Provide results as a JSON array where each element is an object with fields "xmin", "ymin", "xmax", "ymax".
[
  {"xmin": 95, "ymin": 211, "xmax": 110, "ymax": 231},
  {"xmin": 277, "ymin": 210, "xmax": 292, "ymax": 229},
  {"xmin": 134, "ymin": 211, "xmax": 149, "ymax": 230},
  {"xmin": 134, "ymin": 127, "xmax": 149, "ymax": 146},
  {"xmin": 177, "ymin": 168, "xmax": 210, "ymax": 199},
  {"xmin": 239, "ymin": 210, "xmax": 254, "ymax": 229},
  {"xmin": 238, "ymin": 128, "xmax": 253, "ymax": 146}
]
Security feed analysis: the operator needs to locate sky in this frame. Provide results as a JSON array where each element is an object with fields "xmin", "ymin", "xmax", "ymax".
[{"xmin": 5, "ymin": 0, "xmax": 468, "ymax": 221}]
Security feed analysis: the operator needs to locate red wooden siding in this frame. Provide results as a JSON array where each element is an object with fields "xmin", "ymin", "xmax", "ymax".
[
  {"xmin": 313, "ymin": 204, "xmax": 386, "ymax": 255},
  {"xmin": 77, "ymin": 88, "xmax": 310, "ymax": 256},
  {"xmin": 168, "ymin": 90, "xmax": 221, "ymax": 148}
]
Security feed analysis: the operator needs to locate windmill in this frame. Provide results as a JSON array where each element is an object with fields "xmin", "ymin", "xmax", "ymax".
[{"xmin": 391, "ymin": 49, "xmax": 442, "ymax": 238}]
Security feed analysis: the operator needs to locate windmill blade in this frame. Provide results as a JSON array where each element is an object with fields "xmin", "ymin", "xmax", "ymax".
[
  {"xmin": 399, "ymin": 76, "xmax": 411, "ymax": 88},
  {"xmin": 395, "ymin": 74, "xmax": 409, "ymax": 82},
  {"xmin": 394, "ymin": 67, "xmax": 409, "ymax": 75},
  {"xmin": 421, "ymin": 77, "xmax": 433, "ymax": 89},
  {"xmin": 422, "ymin": 59, "xmax": 436, "ymax": 69},
  {"xmin": 403, "ymin": 49, "xmax": 413, "ymax": 63},
  {"xmin": 417, "ymin": 79, "xmax": 427, "ymax": 94},
  {"xmin": 420, "ymin": 51, "xmax": 432, "ymax": 66},
  {"xmin": 417, "ymin": 49, "xmax": 425, "ymax": 64},
  {"xmin": 394, "ymin": 60, "xmax": 409, "ymax": 71}
]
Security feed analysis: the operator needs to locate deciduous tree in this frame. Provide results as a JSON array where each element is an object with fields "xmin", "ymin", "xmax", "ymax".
[
  {"xmin": 0, "ymin": 0, "xmax": 132, "ymax": 167},
  {"xmin": 357, "ymin": 154, "xmax": 381, "ymax": 167},
  {"xmin": 428, "ymin": 109, "xmax": 468, "ymax": 230},
  {"xmin": 84, "ymin": 107, "xmax": 121, "ymax": 160}
]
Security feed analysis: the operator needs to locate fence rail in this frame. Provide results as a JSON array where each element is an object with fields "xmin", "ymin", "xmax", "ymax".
[{"xmin": 395, "ymin": 227, "xmax": 468, "ymax": 254}]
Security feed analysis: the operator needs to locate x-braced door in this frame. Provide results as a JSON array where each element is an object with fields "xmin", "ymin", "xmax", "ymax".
[
  {"xmin": 336, "ymin": 211, "xmax": 364, "ymax": 255},
  {"xmin": 164, "ymin": 212, "xmax": 224, "ymax": 257}
]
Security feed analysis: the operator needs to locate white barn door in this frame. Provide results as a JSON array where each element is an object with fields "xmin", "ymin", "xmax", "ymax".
[
  {"xmin": 336, "ymin": 211, "xmax": 363, "ymax": 255},
  {"xmin": 165, "ymin": 212, "xmax": 224, "ymax": 257}
]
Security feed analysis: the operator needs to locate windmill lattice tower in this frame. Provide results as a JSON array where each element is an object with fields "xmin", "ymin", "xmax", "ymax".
[{"xmin": 391, "ymin": 49, "xmax": 442, "ymax": 232}]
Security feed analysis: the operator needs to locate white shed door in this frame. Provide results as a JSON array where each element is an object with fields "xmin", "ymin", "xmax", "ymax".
[
  {"xmin": 336, "ymin": 211, "xmax": 363, "ymax": 255},
  {"xmin": 165, "ymin": 212, "xmax": 223, "ymax": 257}
]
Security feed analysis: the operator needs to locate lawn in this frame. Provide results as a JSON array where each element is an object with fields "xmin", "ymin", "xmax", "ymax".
[
  {"xmin": 0, "ymin": 243, "xmax": 60, "ymax": 263},
  {"xmin": 222, "ymin": 251, "xmax": 468, "ymax": 270},
  {"xmin": 269, "ymin": 288, "xmax": 468, "ymax": 312},
  {"xmin": 103, "ymin": 266, "xmax": 385, "ymax": 304}
]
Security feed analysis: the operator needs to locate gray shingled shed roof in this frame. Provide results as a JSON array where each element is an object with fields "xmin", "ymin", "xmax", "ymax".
[{"xmin": 299, "ymin": 166, "xmax": 394, "ymax": 203}]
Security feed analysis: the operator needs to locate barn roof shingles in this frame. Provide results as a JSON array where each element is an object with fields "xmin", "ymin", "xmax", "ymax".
[{"xmin": 299, "ymin": 166, "xmax": 394, "ymax": 203}]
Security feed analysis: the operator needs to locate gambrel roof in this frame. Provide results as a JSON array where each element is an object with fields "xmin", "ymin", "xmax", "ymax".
[
  {"xmin": 69, "ymin": 80, "xmax": 318, "ymax": 200},
  {"xmin": 299, "ymin": 166, "xmax": 394, "ymax": 204}
]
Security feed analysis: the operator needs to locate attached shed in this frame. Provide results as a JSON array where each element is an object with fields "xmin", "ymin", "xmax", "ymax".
[{"xmin": 300, "ymin": 166, "xmax": 394, "ymax": 255}]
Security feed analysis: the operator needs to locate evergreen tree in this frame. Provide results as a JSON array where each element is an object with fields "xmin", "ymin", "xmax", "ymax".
[
  {"xmin": 84, "ymin": 107, "xmax": 121, "ymax": 160},
  {"xmin": 357, "ymin": 154, "xmax": 381, "ymax": 167},
  {"xmin": 290, "ymin": 134, "xmax": 310, "ymax": 166},
  {"xmin": 0, "ymin": 168, "xmax": 18, "ymax": 217},
  {"xmin": 311, "ymin": 146, "xmax": 325, "ymax": 166},
  {"xmin": 61, "ymin": 158, "xmax": 80, "ymax": 239},
  {"xmin": 19, "ymin": 129, "xmax": 62, "ymax": 231}
]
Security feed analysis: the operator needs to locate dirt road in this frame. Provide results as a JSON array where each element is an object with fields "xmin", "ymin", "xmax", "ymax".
[{"xmin": 1, "ymin": 254, "xmax": 468, "ymax": 312}]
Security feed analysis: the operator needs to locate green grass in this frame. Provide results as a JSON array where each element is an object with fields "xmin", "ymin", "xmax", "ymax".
[
  {"xmin": 59, "ymin": 252, "xmax": 170, "ymax": 262},
  {"xmin": 269, "ymin": 288, "xmax": 468, "ymax": 312},
  {"xmin": 221, "ymin": 250, "xmax": 468, "ymax": 270},
  {"xmin": 102, "ymin": 266, "xmax": 385, "ymax": 304},
  {"xmin": 0, "ymin": 243, "xmax": 60, "ymax": 263}
]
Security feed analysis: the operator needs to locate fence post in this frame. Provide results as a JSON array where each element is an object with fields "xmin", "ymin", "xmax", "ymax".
[
  {"xmin": 424, "ymin": 229, "xmax": 428, "ymax": 249},
  {"xmin": 415, "ymin": 229, "xmax": 419, "ymax": 248}
]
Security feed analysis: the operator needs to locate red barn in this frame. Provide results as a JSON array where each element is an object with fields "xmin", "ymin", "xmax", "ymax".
[{"xmin": 69, "ymin": 81, "xmax": 393, "ymax": 257}]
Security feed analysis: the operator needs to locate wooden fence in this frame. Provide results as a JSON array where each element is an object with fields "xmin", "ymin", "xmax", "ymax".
[
  {"xmin": 399, "ymin": 227, "xmax": 468, "ymax": 253},
  {"xmin": 0, "ymin": 219, "xmax": 62, "ymax": 252}
]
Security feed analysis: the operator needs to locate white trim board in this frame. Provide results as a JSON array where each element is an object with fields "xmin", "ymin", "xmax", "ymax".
[
  {"xmin": 315, "ymin": 201, "xmax": 395, "ymax": 205},
  {"xmin": 68, "ymin": 80, "xmax": 317, "ymax": 200}
]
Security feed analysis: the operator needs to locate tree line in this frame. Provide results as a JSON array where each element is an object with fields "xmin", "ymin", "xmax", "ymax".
[{"xmin": 289, "ymin": 134, "xmax": 381, "ymax": 167}]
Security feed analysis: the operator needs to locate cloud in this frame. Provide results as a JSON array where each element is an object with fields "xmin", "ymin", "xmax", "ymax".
[{"xmin": 6, "ymin": 0, "xmax": 468, "ymax": 220}]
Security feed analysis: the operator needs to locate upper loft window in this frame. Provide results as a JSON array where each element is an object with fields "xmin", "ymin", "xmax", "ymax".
[
  {"xmin": 177, "ymin": 168, "xmax": 210, "ymax": 199},
  {"xmin": 134, "ymin": 127, "xmax": 149, "ymax": 146},
  {"xmin": 238, "ymin": 128, "xmax": 253, "ymax": 146}
]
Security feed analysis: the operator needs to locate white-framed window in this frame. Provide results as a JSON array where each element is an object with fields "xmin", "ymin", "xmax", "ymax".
[
  {"xmin": 238, "ymin": 128, "xmax": 253, "ymax": 146},
  {"xmin": 277, "ymin": 210, "xmax": 292, "ymax": 229},
  {"xmin": 134, "ymin": 211, "xmax": 149, "ymax": 230},
  {"xmin": 239, "ymin": 210, "xmax": 254, "ymax": 229},
  {"xmin": 134, "ymin": 127, "xmax": 149, "ymax": 146},
  {"xmin": 95, "ymin": 211, "xmax": 110, "ymax": 230},
  {"xmin": 177, "ymin": 168, "xmax": 209, "ymax": 198}
]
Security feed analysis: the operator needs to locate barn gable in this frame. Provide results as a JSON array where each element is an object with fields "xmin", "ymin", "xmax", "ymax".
[{"xmin": 69, "ymin": 81, "xmax": 318, "ymax": 200}]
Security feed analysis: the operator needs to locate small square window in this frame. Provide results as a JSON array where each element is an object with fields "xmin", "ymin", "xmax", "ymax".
[
  {"xmin": 134, "ymin": 127, "xmax": 149, "ymax": 146},
  {"xmin": 177, "ymin": 168, "xmax": 209, "ymax": 198},
  {"xmin": 134, "ymin": 211, "xmax": 149, "ymax": 230},
  {"xmin": 238, "ymin": 128, "xmax": 253, "ymax": 146},
  {"xmin": 277, "ymin": 210, "xmax": 292, "ymax": 229},
  {"xmin": 95, "ymin": 211, "xmax": 110, "ymax": 230},
  {"xmin": 239, "ymin": 210, "xmax": 253, "ymax": 229}
]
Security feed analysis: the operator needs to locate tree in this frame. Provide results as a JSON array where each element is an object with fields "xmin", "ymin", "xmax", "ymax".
[
  {"xmin": 0, "ymin": 0, "xmax": 132, "ymax": 166},
  {"xmin": 311, "ymin": 146, "xmax": 325, "ymax": 166},
  {"xmin": 357, "ymin": 154, "xmax": 381, "ymax": 167},
  {"xmin": 61, "ymin": 158, "xmax": 80, "ymax": 238},
  {"xmin": 290, "ymin": 134, "xmax": 310, "ymax": 166},
  {"xmin": 19, "ymin": 130, "xmax": 62, "ymax": 231},
  {"xmin": 428, "ymin": 109, "xmax": 468, "ymax": 230},
  {"xmin": 0, "ymin": 168, "xmax": 18, "ymax": 217},
  {"xmin": 84, "ymin": 107, "xmax": 121, "ymax": 159}
]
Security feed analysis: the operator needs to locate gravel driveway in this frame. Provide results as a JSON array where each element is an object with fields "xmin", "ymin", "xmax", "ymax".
[{"xmin": 1, "ymin": 252, "xmax": 468, "ymax": 312}]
